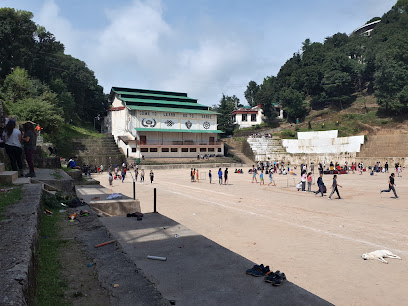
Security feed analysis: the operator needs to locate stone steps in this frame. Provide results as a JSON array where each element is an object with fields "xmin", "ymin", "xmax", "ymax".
[{"xmin": 0, "ymin": 170, "xmax": 18, "ymax": 184}]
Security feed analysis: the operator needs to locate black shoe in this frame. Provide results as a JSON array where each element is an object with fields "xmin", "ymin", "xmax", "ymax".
[
  {"xmin": 246, "ymin": 264, "xmax": 270, "ymax": 277},
  {"xmin": 271, "ymin": 271, "xmax": 287, "ymax": 286}
]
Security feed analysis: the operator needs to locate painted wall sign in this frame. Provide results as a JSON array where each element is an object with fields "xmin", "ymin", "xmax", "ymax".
[{"xmin": 141, "ymin": 118, "xmax": 157, "ymax": 128}]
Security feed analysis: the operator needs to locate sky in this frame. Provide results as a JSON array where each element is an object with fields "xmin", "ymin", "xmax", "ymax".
[{"xmin": 0, "ymin": 0, "xmax": 396, "ymax": 106}]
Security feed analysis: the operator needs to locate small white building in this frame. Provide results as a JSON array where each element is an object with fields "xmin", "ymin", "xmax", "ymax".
[
  {"xmin": 105, "ymin": 87, "xmax": 224, "ymax": 158},
  {"xmin": 232, "ymin": 104, "xmax": 283, "ymax": 129}
]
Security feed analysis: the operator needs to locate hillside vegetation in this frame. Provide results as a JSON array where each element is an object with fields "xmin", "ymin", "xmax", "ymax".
[{"xmin": 243, "ymin": 0, "xmax": 408, "ymax": 127}]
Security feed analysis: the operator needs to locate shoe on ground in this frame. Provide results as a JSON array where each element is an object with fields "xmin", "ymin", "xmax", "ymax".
[
  {"xmin": 264, "ymin": 270, "xmax": 279, "ymax": 283},
  {"xmin": 272, "ymin": 272, "xmax": 287, "ymax": 286},
  {"xmin": 328, "ymin": 198, "xmax": 331, "ymax": 200},
  {"xmin": 25, "ymin": 172, "xmax": 36, "ymax": 177},
  {"xmin": 246, "ymin": 264, "xmax": 270, "ymax": 277}
]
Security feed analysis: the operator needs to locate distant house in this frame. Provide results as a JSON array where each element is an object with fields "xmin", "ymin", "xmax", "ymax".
[
  {"xmin": 350, "ymin": 19, "xmax": 381, "ymax": 37},
  {"xmin": 106, "ymin": 87, "xmax": 224, "ymax": 158},
  {"xmin": 231, "ymin": 104, "xmax": 283, "ymax": 129}
]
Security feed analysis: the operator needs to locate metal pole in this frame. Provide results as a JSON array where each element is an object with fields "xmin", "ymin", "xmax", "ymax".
[
  {"xmin": 133, "ymin": 180, "xmax": 135, "ymax": 200},
  {"xmin": 153, "ymin": 188, "xmax": 157, "ymax": 213}
]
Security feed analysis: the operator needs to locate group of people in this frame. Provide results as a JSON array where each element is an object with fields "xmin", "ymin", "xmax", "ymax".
[
  {"xmin": 0, "ymin": 119, "xmax": 37, "ymax": 177},
  {"xmin": 107, "ymin": 163, "xmax": 154, "ymax": 185},
  {"xmin": 250, "ymin": 165, "xmax": 277, "ymax": 186},
  {"xmin": 249, "ymin": 133, "xmax": 272, "ymax": 138}
]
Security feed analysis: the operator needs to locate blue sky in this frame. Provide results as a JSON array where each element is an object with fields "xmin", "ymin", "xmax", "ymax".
[{"xmin": 0, "ymin": 0, "xmax": 396, "ymax": 106}]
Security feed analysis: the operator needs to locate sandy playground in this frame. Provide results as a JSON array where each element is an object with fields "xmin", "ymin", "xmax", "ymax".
[{"xmin": 95, "ymin": 168, "xmax": 408, "ymax": 305}]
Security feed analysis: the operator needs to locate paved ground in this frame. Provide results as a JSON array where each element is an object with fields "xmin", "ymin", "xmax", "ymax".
[{"xmin": 94, "ymin": 169, "xmax": 408, "ymax": 305}]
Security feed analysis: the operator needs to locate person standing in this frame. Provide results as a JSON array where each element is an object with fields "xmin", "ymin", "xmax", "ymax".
[
  {"xmin": 252, "ymin": 165, "xmax": 258, "ymax": 183},
  {"xmin": 1, "ymin": 120, "xmax": 23, "ymax": 177},
  {"xmin": 22, "ymin": 122, "xmax": 37, "ymax": 177},
  {"xmin": 150, "ymin": 170, "xmax": 154, "ymax": 184},
  {"xmin": 315, "ymin": 173, "xmax": 325, "ymax": 197},
  {"xmin": 209, "ymin": 170, "xmax": 212, "ymax": 184},
  {"xmin": 196, "ymin": 169, "xmax": 199, "ymax": 182},
  {"xmin": 381, "ymin": 173, "xmax": 398, "ymax": 198},
  {"xmin": 385, "ymin": 161, "xmax": 389, "ymax": 173},
  {"xmin": 301, "ymin": 170, "xmax": 307, "ymax": 192},
  {"xmin": 259, "ymin": 170, "xmax": 264, "ymax": 185},
  {"xmin": 108, "ymin": 172, "xmax": 113, "ymax": 186},
  {"xmin": 140, "ymin": 169, "xmax": 145, "ymax": 183},
  {"xmin": 307, "ymin": 172, "xmax": 312, "ymax": 192},
  {"xmin": 224, "ymin": 168, "xmax": 228, "ymax": 185},
  {"xmin": 121, "ymin": 168, "xmax": 126, "ymax": 183},
  {"xmin": 135, "ymin": 168, "xmax": 138, "ymax": 181},
  {"xmin": 218, "ymin": 168, "xmax": 223, "ymax": 185},
  {"xmin": 190, "ymin": 168, "xmax": 194, "ymax": 182},
  {"xmin": 328, "ymin": 175, "xmax": 342, "ymax": 200}
]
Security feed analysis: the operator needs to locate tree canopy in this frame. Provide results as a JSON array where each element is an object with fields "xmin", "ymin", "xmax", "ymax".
[
  {"xmin": 244, "ymin": 0, "xmax": 408, "ymax": 121},
  {"xmin": 0, "ymin": 7, "xmax": 106, "ymax": 126}
]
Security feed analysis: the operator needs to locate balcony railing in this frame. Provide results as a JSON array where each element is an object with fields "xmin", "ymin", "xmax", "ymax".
[{"xmin": 137, "ymin": 140, "xmax": 222, "ymax": 146}]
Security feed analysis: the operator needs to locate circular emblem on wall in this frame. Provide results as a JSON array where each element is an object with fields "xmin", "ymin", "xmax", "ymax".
[
  {"xmin": 141, "ymin": 118, "xmax": 157, "ymax": 128},
  {"xmin": 203, "ymin": 121, "xmax": 210, "ymax": 130},
  {"xmin": 165, "ymin": 120, "xmax": 174, "ymax": 127},
  {"xmin": 185, "ymin": 120, "xmax": 192, "ymax": 129}
]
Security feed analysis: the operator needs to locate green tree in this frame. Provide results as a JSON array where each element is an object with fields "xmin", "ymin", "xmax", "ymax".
[
  {"xmin": 10, "ymin": 97, "xmax": 64, "ymax": 133},
  {"xmin": 244, "ymin": 81, "xmax": 260, "ymax": 107},
  {"xmin": 279, "ymin": 89, "xmax": 307, "ymax": 121},
  {"xmin": 213, "ymin": 94, "xmax": 238, "ymax": 135},
  {"xmin": 2, "ymin": 67, "xmax": 33, "ymax": 103}
]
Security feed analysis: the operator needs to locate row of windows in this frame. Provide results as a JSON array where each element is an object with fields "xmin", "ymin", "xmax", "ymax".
[
  {"xmin": 140, "ymin": 148, "xmax": 222, "ymax": 153},
  {"xmin": 139, "ymin": 111, "xmax": 212, "ymax": 119},
  {"xmin": 232, "ymin": 114, "xmax": 257, "ymax": 122}
]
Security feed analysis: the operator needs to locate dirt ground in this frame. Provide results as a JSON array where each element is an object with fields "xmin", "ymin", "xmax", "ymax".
[{"xmin": 95, "ymin": 168, "xmax": 408, "ymax": 305}]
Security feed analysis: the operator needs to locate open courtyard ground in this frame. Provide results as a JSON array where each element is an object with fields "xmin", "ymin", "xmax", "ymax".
[{"xmin": 95, "ymin": 168, "xmax": 408, "ymax": 305}]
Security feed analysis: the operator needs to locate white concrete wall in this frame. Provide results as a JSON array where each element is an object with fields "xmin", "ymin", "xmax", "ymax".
[
  {"xmin": 297, "ymin": 130, "xmax": 338, "ymax": 140},
  {"xmin": 234, "ymin": 109, "xmax": 263, "ymax": 129}
]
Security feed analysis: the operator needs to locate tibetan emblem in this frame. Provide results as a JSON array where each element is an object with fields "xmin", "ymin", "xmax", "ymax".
[
  {"xmin": 165, "ymin": 120, "xmax": 174, "ymax": 127},
  {"xmin": 141, "ymin": 118, "xmax": 156, "ymax": 128},
  {"xmin": 203, "ymin": 121, "xmax": 210, "ymax": 129},
  {"xmin": 185, "ymin": 120, "xmax": 192, "ymax": 129}
]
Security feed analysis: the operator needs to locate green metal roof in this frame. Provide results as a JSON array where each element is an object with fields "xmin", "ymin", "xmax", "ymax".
[
  {"xmin": 127, "ymin": 105, "xmax": 218, "ymax": 115},
  {"xmin": 135, "ymin": 128, "xmax": 223, "ymax": 133},
  {"xmin": 115, "ymin": 91, "xmax": 197, "ymax": 101},
  {"xmin": 122, "ymin": 97, "xmax": 208, "ymax": 109},
  {"xmin": 111, "ymin": 87, "xmax": 188, "ymax": 97}
]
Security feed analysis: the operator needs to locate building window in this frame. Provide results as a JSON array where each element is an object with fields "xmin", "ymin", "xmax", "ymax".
[
  {"xmin": 162, "ymin": 148, "xmax": 169, "ymax": 152},
  {"xmin": 132, "ymin": 148, "xmax": 137, "ymax": 153},
  {"xmin": 218, "ymin": 148, "xmax": 222, "ymax": 152},
  {"xmin": 232, "ymin": 114, "xmax": 236, "ymax": 122},
  {"xmin": 251, "ymin": 114, "xmax": 257, "ymax": 122},
  {"xmin": 190, "ymin": 148, "xmax": 197, "ymax": 152},
  {"xmin": 242, "ymin": 114, "xmax": 247, "ymax": 122},
  {"xmin": 200, "ymin": 148, "xmax": 206, "ymax": 152},
  {"xmin": 150, "ymin": 148, "xmax": 158, "ymax": 152},
  {"xmin": 201, "ymin": 115, "xmax": 211, "ymax": 119},
  {"xmin": 171, "ymin": 148, "xmax": 178, "ymax": 152},
  {"xmin": 208, "ymin": 148, "xmax": 215, "ymax": 152},
  {"xmin": 141, "ymin": 148, "xmax": 148, "ymax": 152},
  {"xmin": 181, "ymin": 148, "xmax": 188, "ymax": 152}
]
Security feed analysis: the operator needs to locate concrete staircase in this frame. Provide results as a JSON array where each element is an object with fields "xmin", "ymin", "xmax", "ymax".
[
  {"xmin": 222, "ymin": 138, "xmax": 254, "ymax": 165},
  {"xmin": 0, "ymin": 162, "xmax": 30, "ymax": 185},
  {"xmin": 71, "ymin": 135, "xmax": 126, "ymax": 168},
  {"xmin": 246, "ymin": 137, "xmax": 288, "ymax": 161}
]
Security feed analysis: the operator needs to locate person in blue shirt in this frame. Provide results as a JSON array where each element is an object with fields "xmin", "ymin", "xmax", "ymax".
[
  {"xmin": 67, "ymin": 157, "xmax": 80, "ymax": 169},
  {"xmin": 218, "ymin": 168, "xmax": 223, "ymax": 185}
]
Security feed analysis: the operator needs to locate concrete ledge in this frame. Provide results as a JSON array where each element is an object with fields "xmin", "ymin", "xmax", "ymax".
[
  {"xmin": 140, "ymin": 163, "xmax": 243, "ymax": 170},
  {"xmin": 0, "ymin": 184, "xmax": 42, "ymax": 305},
  {"xmin": 75, "ymin": 185, "xmax": 141, "ymax": 215},
  {"xmin": 0, "ymin": 171, "xmax": 18, "ymax": 184}
]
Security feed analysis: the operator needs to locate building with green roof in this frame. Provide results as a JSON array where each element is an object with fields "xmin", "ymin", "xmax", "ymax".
[{"xmin": 106, "ymin": 87, "xmax": 224, "ymax": 159}]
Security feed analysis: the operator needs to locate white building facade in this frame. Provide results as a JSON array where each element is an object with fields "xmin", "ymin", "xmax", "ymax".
[
  {"xmin": 232, "ymin": 105, "xmax": 284, "ymax": 129},
  {"xmin": 106, "ymin": 87, "xmax": 224, "ymax": 158}
]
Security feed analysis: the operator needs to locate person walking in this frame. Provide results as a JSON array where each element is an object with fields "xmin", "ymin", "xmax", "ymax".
[
  {"xmin": 307, "ymin": 172, "xmax": 312, "ymax": 192},
  {"xmin": 196, "ymin": 169, "xmax": 199, "ymax": 182},
  {"xmin": 121, "ymin": 168, "xmax": 126, "ymax": 183},
  {"xmin": 224, "ymin": 168, "xmax": 228, "ymax": 185},
  {"xmin": 328, "ymin": 174, "xmax": 342, "ymax": 200},
  {"xmin": 150, "ymin": 170, "xmax": 154, "ymax": 184},
  {"xmin": 315, "ymin": 173, "xmax": 325, "ymax": 197},
  {"xmin": 252, "ymin": 165, "xmax": 258, "ymax": 183},
  {"xmin": 268, "ymin": 170, "xmax": 276, "ymax": 186},
  {"xmin": 218, "ymin": 168, "xmax": 223, "ymax": 185},
  {"xmin": 1, "ymin": 120, "xmax": 23, "ymax": 177},
  {"xmin": 385, "ymin": 161, "xmax": 389, "ymax": 173},
  {"xmin": 209, "ymin": 170, "xmax": 212, "ymax": 184},
  {"xmin": 380, "ymin": 173, "xmax": 398, "ymax": 198},
  {"xmin": 135, "ymin": 168, "xmax": 138, "ymax": 181},
  {"xmin": 22, "ymin": 122, "xmax": 37, "ymax": 177}
]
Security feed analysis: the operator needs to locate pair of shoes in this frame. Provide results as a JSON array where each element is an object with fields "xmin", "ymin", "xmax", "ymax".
[
  {"xmin": 246, "ymin": 264, "xmax": 270, "ymax": 277},
  {"xmin": 264, "ymin": 270, "xmax": 287, "ymax": 286},
  {"xmin": 25, "ymin": 172, "xmax": 36, "ymax": 177}
]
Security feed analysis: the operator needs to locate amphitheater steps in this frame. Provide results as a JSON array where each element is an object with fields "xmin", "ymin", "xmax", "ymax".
[
  {"xmin": 71, "ymin": 135, "xmax": 125, "ymax": 167},
  {"xmin": 357, "ymin": 134, "xmax": 408, "ymax": 158}
]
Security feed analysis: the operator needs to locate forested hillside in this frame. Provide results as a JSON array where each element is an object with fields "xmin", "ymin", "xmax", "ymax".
[
  {"xmin": 245, "ymin": 0, "xmax": 408, "ymax": 123},
  {"xmin": 0, "ymin": 8, "xmax": 106, "ymax": 133}
]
